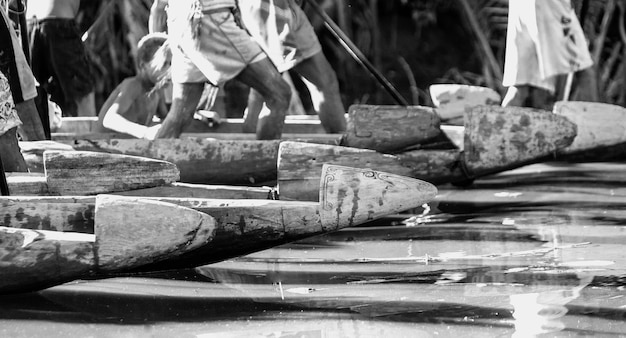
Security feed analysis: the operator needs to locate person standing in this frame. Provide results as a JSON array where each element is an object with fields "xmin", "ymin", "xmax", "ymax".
[
  {"xmin": 0, "ymin": 70, "xmax": 28, "ymax": 172},
  {"xmin": 238, "ymin": 0, "xmax": 347, "ymax": 139},
  {"xmin": 27, "ymin": 0, "xmax": 96, "ymax": 117},
  {"xmin": 0, "ymin": 4, "xmax": 46, "ymax": 140},
  {"xmin": 501, "ymin": 0, "xmax": 594, "ymax": 110},
  {"xmin": 155, "ymin": 0, "xmax": 291, "ymax": 139}
]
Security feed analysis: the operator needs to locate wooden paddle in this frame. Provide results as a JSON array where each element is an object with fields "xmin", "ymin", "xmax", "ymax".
[
  {"xmin": 0, "ymin": 195, "xmax": 216, "ymax": 294},
  {"xmin": 278, "ymin": 105, "xmax": 577, "ymax": 200},
  {"xmin": 2, "ymin": 164, "xmax": 438, "ymax": 273}
]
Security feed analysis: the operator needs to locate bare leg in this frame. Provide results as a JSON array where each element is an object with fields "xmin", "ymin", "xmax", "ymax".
[
  {"xmin": 293, "ymin": 52, "xmax": 346, "ymax": 133},
  {"xmin": 156, "ymin": 82, "xmax": 205, "ymax": 138},
  {"xmin": 76, "ymin": 92, "xmax": 97, "ymax": 117},
  {"xmin": 242, "ymin": 88, "xmax": 264, "ymax": 133},
  {"xmin": 236, "ymin": 58, "xmax": 291, "ymax": 140},
  {"xmin": 15, "ymin": 99, "xmax": 46, "ymax": 140},
  {"xmin": 0, "ymin": 128, "xmax": 28, "ymax": 172}
]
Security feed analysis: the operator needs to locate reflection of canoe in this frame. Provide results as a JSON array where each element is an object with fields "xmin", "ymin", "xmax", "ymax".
[
  {"xmin": 0, "ymin": 195, "xmax": 216, "ymax": 294},
  {"xmin": 2, "ymin": 164, "xmax": 437, "ymax": 289},
  {"xmin": 8, "ymin": 150, "xmax": 179, "ymax": 195},
  {"xmin": 278, "ymin": 105, "xmax": 577, "ymax": 201}
]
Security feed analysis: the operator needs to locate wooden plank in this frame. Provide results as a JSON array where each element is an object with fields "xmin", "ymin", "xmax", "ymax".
[
  {"xmin": 44, "ymin": 151, "xmax": 180, "ymax": 195},
  {"xmin": 342, "ymin": 105, "xmax": 441, "ymax": 152},
  {"xmin": 53, "ymin": 115, "xmax": 328, "ymax": 134},
  {"xmin": 429, "ymin": 84, "xmax": 501, "ymax": 122},
  {"xmin": 0, "ymin": 195, "xmax": 216, "ymax": 294}
]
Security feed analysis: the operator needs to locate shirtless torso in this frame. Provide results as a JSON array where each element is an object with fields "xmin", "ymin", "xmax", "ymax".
[{"xmin": 26, "ymin": 0, "xmax": 80, "ymax": 19}]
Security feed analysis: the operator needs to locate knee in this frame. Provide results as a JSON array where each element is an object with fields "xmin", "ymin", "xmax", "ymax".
[{"xmin": 265, "ymin": 80, "xmax": 291, "ymax": 112}]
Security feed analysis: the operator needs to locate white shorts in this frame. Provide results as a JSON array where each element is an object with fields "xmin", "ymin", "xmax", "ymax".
[{"xmin": 168, "ymin": 2, "xmax": 266, "ymax": 85}]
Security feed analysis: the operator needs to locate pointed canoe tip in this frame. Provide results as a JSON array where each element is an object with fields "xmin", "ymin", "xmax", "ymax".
[
  {"xmin": 94, "ymin": 195, "xmax": 216, "ymax": 271},
  {"xmin": 318, "ymin": 164, "xmax": 437, "ymax": 230}
]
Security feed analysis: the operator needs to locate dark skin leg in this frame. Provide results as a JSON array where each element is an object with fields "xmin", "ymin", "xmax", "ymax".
[
  {"xmin": 243, "ymin": 53, "xmax": 346, "ymax": 136},
  {"xmin": 155, "ymin": 82, "xmax": 205, "ymax": 139},
  {"xmin": 0, "ymin": 127, "xmax": 28, "ymax": 172},
  {"xmin": 236, "ymin": 58, "xmax": 291, "ymax": 140},
  {"xmin": 292, "ymin": 52, "xmax": 346, "ymax": 133}
]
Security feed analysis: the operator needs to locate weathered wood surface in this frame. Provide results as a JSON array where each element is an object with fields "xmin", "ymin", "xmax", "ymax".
[
  {"xmin": 429, "ymin": 84, "xmax": 501, "ymax": 123},
  {"xmin": 278, "ymin": 106, "xmax": 577, "ymax": 200},
  {"xmin": 19, "ymin": 141, "xmax": 75, "ymax": 172},
  {"xmin": 553, "ymin": 101, "xmax": 626, "ymax": 160},
  {"xmin": 463, "ymin": 106, "xmax": 577, "ymax": 174},
  {"xmin": 2, "ymin": 165, "xmax": 437, "ymax": 271},
  {"xmin": 53, "ymin": 139, "xmax": 281, "ymax": 184},
  {"xmin": 342, "ymin": 105, "xmax": 441, "ymax": 152},
  {"xmin": 0, "ymin": 195, "xmax": 216, "ymax": 294},
  {"xmin": 44, "ymin": 151, "xmax": 180, "ymax": 195}
]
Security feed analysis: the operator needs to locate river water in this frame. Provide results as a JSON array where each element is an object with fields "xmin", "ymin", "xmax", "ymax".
[{"xmin": 1, "ymin": 162, "xmax": 625, "ymax": 337}]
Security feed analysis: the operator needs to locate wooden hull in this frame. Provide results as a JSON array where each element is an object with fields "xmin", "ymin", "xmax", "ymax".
[
  {"xmin": 429, "ymin": 84, "xmax": 501, "ymax": 123},
  {"xmin": 279, "ymin": 105, "xmax": 577, "ymax": 200},
  {"xmin": 1, "ymin": 195, "xmax": 216, "ymax": 294},
  {"xmin": 8, "ymin": 151, "xmax": 179, "ymax": 196},
  {"xmin": 1, "ymin": 165, "xmax": 437, "ymax": 279}
]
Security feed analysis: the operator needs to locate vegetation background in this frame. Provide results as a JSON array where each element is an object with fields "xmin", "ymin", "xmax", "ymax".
[{"xmin": 76, "ymin": 0, "xmax": 625, "ymax": 117}]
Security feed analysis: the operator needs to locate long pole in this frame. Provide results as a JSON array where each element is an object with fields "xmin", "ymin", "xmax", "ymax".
[{"xmin": 303, "ymin": 0, "xmax": 409, "ymax": 106}]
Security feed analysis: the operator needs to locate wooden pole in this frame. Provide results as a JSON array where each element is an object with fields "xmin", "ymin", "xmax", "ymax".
[{"xmin": 303, "ymin": 0, "xmax": 409, "ymax": 106}]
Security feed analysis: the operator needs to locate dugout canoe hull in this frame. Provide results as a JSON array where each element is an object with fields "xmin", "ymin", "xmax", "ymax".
[
  {"xmin": 1, "ymin": 165, "xmax": 437, "ymax": 274},
  {"xmin": 0, "ymin": 195, "xmax": 216, "ymax": 294}
]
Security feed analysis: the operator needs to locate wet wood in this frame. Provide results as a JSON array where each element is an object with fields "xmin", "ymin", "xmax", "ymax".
[
  {"xmin": 44, "ymin": 151, "xmax": 180, "ymax": 195},
  {"xmin": 1, "ymin": 165, "xmax": 437, "ymax": 271},
  {"xmin": 429, "ymin": 84, "xmax": 501, "ymax": 123},
  {"xmin": 0, "ymin": 195, "xmax": 216, "ymax": 294},
  {"xmin": 342, "ymin": 105, "xmax": 441, "ymax": 152}
]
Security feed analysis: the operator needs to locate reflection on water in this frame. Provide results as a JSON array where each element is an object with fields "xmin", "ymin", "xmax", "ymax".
[
  {"xmin": 510, "ymin": 273, "xmax": 593, "ymax": 337},
  {"xmin": 1, "ymin": 162, "xmax": 626, "ymax": 336}
]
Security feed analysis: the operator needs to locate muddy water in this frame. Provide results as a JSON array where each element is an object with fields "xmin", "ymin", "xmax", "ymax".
[{"xmin": 1, "ymin": 162, "xmax": 625, "ymax": 337}]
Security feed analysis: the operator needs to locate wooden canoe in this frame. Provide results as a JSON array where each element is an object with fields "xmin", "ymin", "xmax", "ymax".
[
  {"xmin": 7, "ymin": 150, "xmax": 179, "ymax": 196},
  {"xmin": 278, "ymin": 105, "xmax": 577, "ymax": 201},
  {"xmin": 440, "ymin": 101, "xmax": 626, "ymax": 162},
  {"xmin": 52, "ymin": 104, "xmax": 442, "ymax": 153},
  {"xmin": 2, "ymin": 164, "xmax": 437, "ymax": 275},
  {"xmin": 1, "ymin": 195, "xmax": 216, "ymax": 294}
]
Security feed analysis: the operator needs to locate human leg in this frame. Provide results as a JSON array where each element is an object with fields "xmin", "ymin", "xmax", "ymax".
[
  {"xmin": 293, "ymin": 53, "xmax": 346, "ymax": 133},
  {"xmin": 236, "ymin": 59, "xmax": 291, "ymax": 140},
  {"xmin": 502, "ymin": 85, "xmax": 529, "ymax": 107},
  {"xmin": 156, "ymin": 82, "xmax": 205, "ymax": 138}
]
